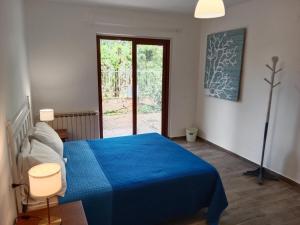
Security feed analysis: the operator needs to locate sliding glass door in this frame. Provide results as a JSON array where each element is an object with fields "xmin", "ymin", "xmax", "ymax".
[
  {"xmin": 136, "ymin": 44, "xmax": 163, "ymax": 134},
  {"xmin": 100, "ymin": 39, "xmax": 133, "ymax": 138},
  {"xmin": 97, "ymin": 36, "xmax": 170, "ymax": 138}
]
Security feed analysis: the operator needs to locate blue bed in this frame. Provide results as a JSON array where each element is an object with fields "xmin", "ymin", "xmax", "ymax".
[{"xmin": 59, "ymin": 133, "xmax": 228, "ymax": 225}]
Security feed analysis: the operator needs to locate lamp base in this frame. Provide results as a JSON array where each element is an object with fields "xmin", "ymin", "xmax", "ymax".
[{"xmin": 38, "ymin": 216, "xmax": 62, "ymax": 225}]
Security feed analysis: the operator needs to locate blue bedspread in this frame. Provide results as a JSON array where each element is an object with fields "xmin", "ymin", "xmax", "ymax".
[{"xmin": 60, "ymin": 133, "xmax": 228, "ymax": 225}]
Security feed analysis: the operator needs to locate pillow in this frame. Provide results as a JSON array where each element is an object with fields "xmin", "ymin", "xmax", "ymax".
[
  {"xmin": 17, "ymin": 138, "xmax": 33, "ymax": 205},
  {"xmin": 31, "ymin": 122, "xmax": 63, "ymax": 157},
  {"xmin": 19, "ymin": 139, "xmax": 67, "ymax": 197},
  {"xmin": 35, "ymin": 122, "xmax": 54, "ymax": 130},
  {"xmin": 17, "ymin": 138, "xmax": 31, "ymax": 183}
]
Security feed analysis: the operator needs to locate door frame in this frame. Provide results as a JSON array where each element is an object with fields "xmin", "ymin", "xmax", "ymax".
[{"xmin": 96, "ymin": 35, "xmax": 170, "ymax": 138}]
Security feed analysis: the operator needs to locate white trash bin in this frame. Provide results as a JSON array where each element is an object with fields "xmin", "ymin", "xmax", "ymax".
[{"xmin": 186, "ymin": 128, "xmax": 198, "ymax": 142}]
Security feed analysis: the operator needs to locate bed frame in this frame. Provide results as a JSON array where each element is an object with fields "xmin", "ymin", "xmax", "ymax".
[
  {"xmin": 6, "ymin": 96, "xmax": 58, "ymax": 213},
  {"xmin": 6, "ymin": 96, "xmax": 33, "ymax": 213}
]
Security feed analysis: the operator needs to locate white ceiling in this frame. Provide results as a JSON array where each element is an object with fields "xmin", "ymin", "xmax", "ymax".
[{"xmin": 50, "ymin": 0, "xmax": 250, "ymax": 14}]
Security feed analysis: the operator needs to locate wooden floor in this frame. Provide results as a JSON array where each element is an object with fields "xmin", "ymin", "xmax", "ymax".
[{"xmin": 163, "ymin": 139, "xmax": 300, "ymax": 225}]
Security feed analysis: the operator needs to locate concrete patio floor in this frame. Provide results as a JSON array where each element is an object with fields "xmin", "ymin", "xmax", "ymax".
[{"xmin": 103, "ymin": 112, "xmax": 161, "ymax": 138}]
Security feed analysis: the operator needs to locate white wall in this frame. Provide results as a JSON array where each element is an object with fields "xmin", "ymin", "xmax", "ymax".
[
  {"xmin": 196, "ymin": 0, "xmax": 300, "ymax": 184},
  {"xmin": 25, "ymin": 0, "xmax": 300, "ymax": 183},
  {"xmin": 25, "ymin": 0, "xmax": 201, "ymax": 137},
  {"xmin": 0, "ymin": 0, "xmax": 31, "ymax": 224}
]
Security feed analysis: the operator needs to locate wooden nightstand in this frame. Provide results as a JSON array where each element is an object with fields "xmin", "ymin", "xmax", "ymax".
[
  {"xmin": 55, "ymin": 129, "xmax": 68, "ymax": 142},
  {"xmin": 16, "ymin": 201, "xmax": 88, "ymax": 225}
]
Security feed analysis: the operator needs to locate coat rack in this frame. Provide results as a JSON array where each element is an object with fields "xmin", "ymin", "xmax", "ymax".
[{"xmin": 244, "ymin": 56, "xmax": 282, "ymax": 184}]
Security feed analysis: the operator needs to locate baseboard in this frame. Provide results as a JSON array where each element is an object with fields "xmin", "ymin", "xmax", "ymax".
[
  {"xmin": 170, "ymin": 135, "xmax": 300, "ymax": 188},
  {"xmin": 198, "ymin": 137, "xmax": 300, "ymax": 190}
]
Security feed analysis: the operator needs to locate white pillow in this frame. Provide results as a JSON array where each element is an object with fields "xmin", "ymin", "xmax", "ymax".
[
  {"xmin": 31, "ymin": 122, "xmax": 64, "ymax": 157},
  {"xmin": 17, "ymin": 138, "xmax": 31, "ymax": 183},
  {"xmin": 17, "ymin": 138, "xmax": 34, "ymax": 205},
  {"xmin": 20, "ymin": 139, "xmax": 67, "ymax": 197}
]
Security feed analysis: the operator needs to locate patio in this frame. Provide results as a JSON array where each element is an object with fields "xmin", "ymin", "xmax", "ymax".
[{"xmin": 103, "ymin": 112, "xmax": 161, "ymax": 138}]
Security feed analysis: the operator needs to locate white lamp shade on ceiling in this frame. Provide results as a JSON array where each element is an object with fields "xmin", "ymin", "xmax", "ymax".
[
  {"xmin": 194, "ymin": 0, "xmax": 225, "ymax": 19},
  {"xmin": 40, "ymin": 109, "xmax": 54, "ymax": 121},
  {"xmin": 28, "ymin": 163, "xmax": 62, "ymax": 198}
]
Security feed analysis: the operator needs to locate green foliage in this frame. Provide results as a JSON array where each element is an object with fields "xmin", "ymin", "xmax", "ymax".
[
  {"xmin": 137, "ymin": 45, "xmax": 162, "ymax": 70},
  {"xmin": 101, "ymin": 40, "xmax": 132, "ymax": 98},
  {"xmin": 101, "ymin": 40, "xmax": 132, "ymax": 72},
  {"xmin": 137, "ymin": 45, "xmax": 163, "ymax": 106},
  {"xmin": 103, "ymin": 107, "xmax": 129, "ymax": 116},
  {"xmin": 138, "ymin": 104, "xmax": 161, "ymax": 114},
  {"xmin": 100, "ymin": 41, "xmax": 163, "ymax": 111}
]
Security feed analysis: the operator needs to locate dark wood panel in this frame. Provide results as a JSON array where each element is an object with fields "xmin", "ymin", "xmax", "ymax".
[
  {"xmin": 96, "ymin": 35, "xmax": 103, "ymax": 138},
  {"xmin": 17, "ymin": 201, "xmax": 88, "ymax": 225},
  {"xmin": 161, "ymin": 40, "xmax": 170, "ymax": 137},
  {"xmin": 132, "ymin": 42, "xmax": 137, "ymax": 134},
  {"xmin": 97, "ymin": 35, "xmax": 170, "ymax": 45}
]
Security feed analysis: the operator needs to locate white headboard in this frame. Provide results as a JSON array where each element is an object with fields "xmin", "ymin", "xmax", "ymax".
[{"xmin": 6, "ymin": 96, "xmax": 33, "ymax": 213}]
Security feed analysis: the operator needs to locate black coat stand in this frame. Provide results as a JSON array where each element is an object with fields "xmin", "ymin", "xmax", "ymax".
[{"xmin": 244, "ymin": 56, "xmax": 282, "ymax": 185}]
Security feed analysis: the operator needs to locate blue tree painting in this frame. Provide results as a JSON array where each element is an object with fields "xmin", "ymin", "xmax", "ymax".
[{"xmin": 204, "ymin": 28, "xmax": 246, "ymax": 101}]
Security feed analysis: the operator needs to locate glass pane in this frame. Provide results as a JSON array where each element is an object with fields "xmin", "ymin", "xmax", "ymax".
[
  {"xmin": 137, "ymin": 45, "xmax": 163, "ymax": 134},
  {"xmin": 100, "ymin": 39, "xmax": 133, "ymax": 138}
]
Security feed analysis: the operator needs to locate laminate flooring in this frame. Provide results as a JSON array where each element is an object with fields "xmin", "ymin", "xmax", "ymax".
[{"xmin": 163, "ymin": 139, "xmax": 300, "ymax": 225}]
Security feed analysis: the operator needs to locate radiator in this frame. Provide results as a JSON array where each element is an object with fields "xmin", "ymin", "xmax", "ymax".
[{"xmin": 48, "ymin": 111, "xmax": 100, "ymax": 141}]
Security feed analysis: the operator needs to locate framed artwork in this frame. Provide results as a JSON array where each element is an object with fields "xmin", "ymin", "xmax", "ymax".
[{"xmin": 204, "ymin": 28, "xmax": 246, "ymax": 101}]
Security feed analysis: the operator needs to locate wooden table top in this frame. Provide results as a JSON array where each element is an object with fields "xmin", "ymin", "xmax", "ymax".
[
  {"xmin": 55, "ymin": 129, "xmax": 68, "ymax": 140},
  {"xmin": 16, "ymin": 201, "xmax": 88, "ymax": 225}
]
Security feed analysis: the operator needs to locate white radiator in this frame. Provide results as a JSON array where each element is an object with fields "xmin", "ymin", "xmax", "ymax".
[{"xmin": 48, "ymin": 111, "xmax": 100, "ymax": 141}]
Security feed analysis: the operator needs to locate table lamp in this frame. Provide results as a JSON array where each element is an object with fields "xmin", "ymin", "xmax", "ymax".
[
  {"xmin": 28, "ymin": 163, "xmax": 62, "ymax": 225},
  {"xmin": 40, "ymin": 109, "xmax": 54, "ymax": 122}
]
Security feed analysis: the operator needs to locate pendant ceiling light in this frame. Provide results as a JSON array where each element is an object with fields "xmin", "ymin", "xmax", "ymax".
[{"xmin": 194, "ymin": 0, "xmax": 226, "ymax": 19}]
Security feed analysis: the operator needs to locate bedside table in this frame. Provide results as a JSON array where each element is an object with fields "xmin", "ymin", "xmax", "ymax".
[
  {"xmin": 55, "ymin": 129, "xmax": 68, "ymax": 142},
  {"xmin": 16, "ymin": 201, "xmax": 88, "ymax": 225}
]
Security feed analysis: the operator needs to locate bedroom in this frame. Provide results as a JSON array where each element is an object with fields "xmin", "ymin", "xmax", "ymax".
[{"xmin": 0, "ymin": 0, "xmax": 299, "ymax": 225}]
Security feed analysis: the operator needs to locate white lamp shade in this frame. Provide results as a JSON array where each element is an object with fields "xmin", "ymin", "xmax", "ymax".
[
  {"xmin": 28, "ymin": 163, "xmax": 62, "ymax": 198},
  {"xmin": 194, "ymin": 0, "xmax": 225, "ymax": 19},
  {"xmin": 40, "ymin": 109, "xmax": 54, "ymax": 121}
]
